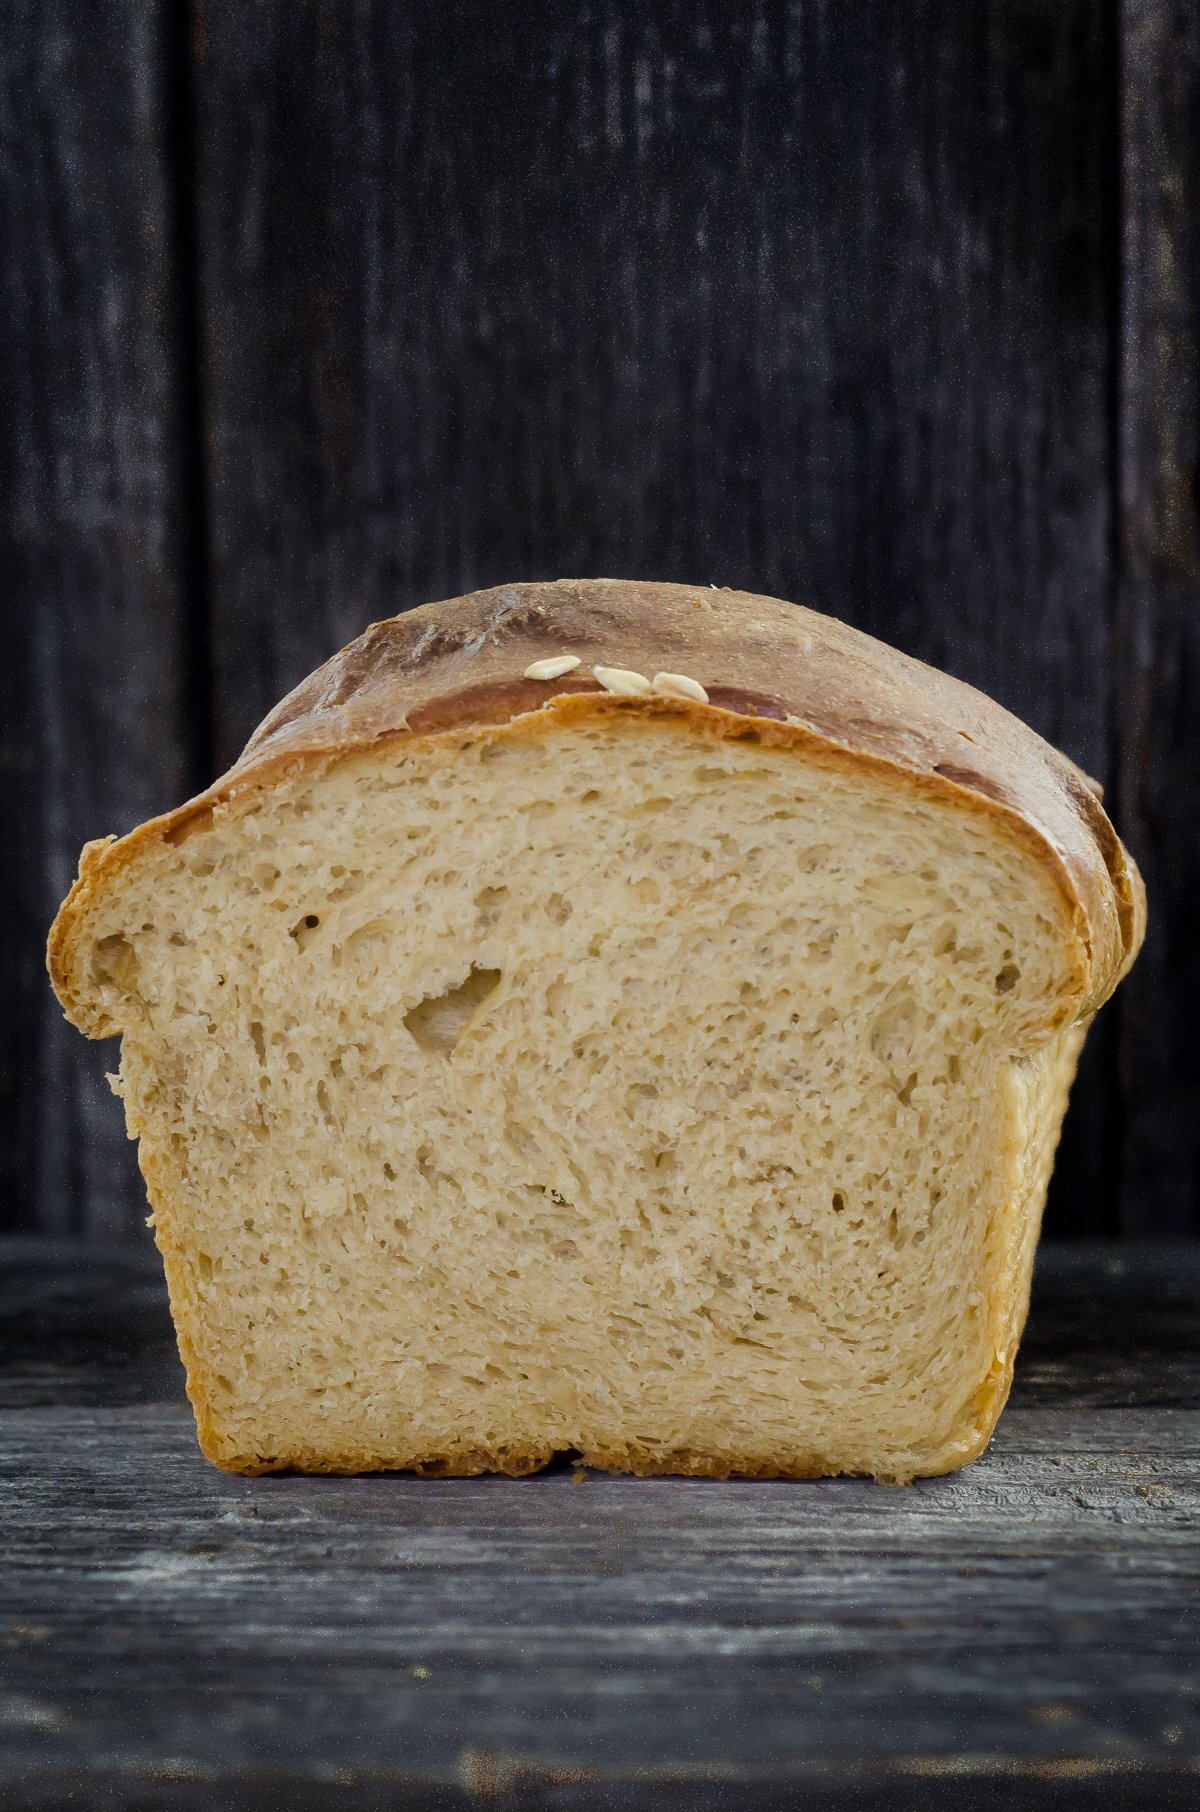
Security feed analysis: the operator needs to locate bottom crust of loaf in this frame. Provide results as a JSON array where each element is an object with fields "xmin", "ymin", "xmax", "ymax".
[{"xmin": 185, "ymin": 1421, "xmax": 999, "ymax": 1487}]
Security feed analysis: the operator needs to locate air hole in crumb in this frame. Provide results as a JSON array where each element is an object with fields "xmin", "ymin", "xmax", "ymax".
[
  {"xmin": 404, "ymin": 966, "xmax": 502, "ymax": 1056},
  {"xmin": 869, "ymin": 994, "xmax": 916, "ymax": 1065},
  {"xmin": 249, "ymin": 1022, "xmax": 266, "ymax": 1064},
  {"xmin": 327, "ymin": 868, "xmax": 366, "ymax": 902},
  {"xmin": 290, "ymin": 913, "xmax": 323, "ymax": 950},
  {"xmin": 383, "ymin": 1162, "xmax": 397, "ymax": 1181},
  {"xmin": 831, "ymin": 1191, "xmax": 847, "ymax": 1213},
  {"xmin": 337, "ymin": 917, "xmax": 392, "ymax": 966},
  {"xmin": 197, "ymin": 1252, "xmax": 213, "ymax": 1281},
  {"xmin": 474, "ymin": 885, "xmax": 509, "ymax": 929},
  {"xmin": 91, "ymin": 933, "xmax": 139, "ymax": 993},
  {"xmin": 995, "ymin": 963, "xmax": 1021, "ymax": 994},
  {"xmin": 163, "ymin": 806, "xmax": 215, "ymax": 846},
  {"xmin": 797, "ymin": 844, "xmax": 834, "ymax": 873}
]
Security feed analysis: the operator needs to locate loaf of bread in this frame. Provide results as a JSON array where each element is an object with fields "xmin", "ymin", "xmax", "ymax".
[{"xmin": 49, "ymin": 580, "xmax": 1144, "ymax": 1481}]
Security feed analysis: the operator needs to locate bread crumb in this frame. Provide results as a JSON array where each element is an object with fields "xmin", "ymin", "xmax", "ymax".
[
  {"xmin": 593, "ymin": 665, "xmax": 653, "ymax": 696},
  {"xmin": 70, "ymin": 706, "xmax": 1090, "ymax": 1482},
  {"xmin": 524, "ymin": 655, "xmax": 581, "ymax": 681},
  {"xmin": 653, "ymin": 672, "xmax": 709, "ymax": 705}
]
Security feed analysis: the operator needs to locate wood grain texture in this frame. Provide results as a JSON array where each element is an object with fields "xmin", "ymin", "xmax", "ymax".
[
  {"xmin": 1114, "ymin": 1, "xmax": 1200, "ymax": 1236},
  {"xmin": 0, "ymin": 2, "xmax": 199, "ymax": 1238},
  {"xmin": 0, "ymin": 1243, "xmax": 1197, "ymax": 1809}
]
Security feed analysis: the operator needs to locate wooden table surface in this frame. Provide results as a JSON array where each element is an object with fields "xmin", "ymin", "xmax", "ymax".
[{"xmin": 1, "ymin": 1240, "xmax": 1197, "ymax": 1810}]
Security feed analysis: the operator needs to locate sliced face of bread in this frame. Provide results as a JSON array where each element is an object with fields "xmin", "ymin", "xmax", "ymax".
[{"xmin": 48, "ymin": 581, "xmax": 1144, "ymax": 1481}]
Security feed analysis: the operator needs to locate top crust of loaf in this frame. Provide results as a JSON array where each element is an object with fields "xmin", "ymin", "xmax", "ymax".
[{"xmin": 49, "ymin": 579, "xmax": 1144, "ymax": 1036}]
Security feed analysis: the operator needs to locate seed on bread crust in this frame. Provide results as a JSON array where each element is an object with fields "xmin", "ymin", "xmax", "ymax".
[
  {"xmin": 652, "ymin": 671, "xmax": 709, "ymax": 704},
  {"xmin": 593, "ymin": 666, "xmax": 653, "ymax": 696},
  {"xmin": 523, "ymin": 655, "xmax": 582, "ymax": 681}
]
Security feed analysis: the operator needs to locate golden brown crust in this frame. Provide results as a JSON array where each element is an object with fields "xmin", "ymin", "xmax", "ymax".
[{"xmin": 49, "ymin": 578, "xmax": 1143, "ymax": 1040}]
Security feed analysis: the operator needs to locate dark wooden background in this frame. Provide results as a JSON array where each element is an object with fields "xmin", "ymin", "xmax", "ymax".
[{"xmin": 1, "ymin": 1, "xmax": 1197, "ymax": 1242}]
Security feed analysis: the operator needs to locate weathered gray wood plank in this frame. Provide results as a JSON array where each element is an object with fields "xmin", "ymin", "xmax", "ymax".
[
  {"xmin": 0, "ymin": 2, "xmax": 199, "ymax": 1239},
  {"xmin": 2, "ymin": 1407, "xmax": 1197, "ymax": 1807},
  {"xmin": 0, "ymin": 1244, "xmax": 1197, "ymax": 1807}
]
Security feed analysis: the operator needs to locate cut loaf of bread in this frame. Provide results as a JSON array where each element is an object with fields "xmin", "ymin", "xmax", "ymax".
[{"xmin": 49, "ymin": 581, "xmax": 1144, "ymax": 1481}]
